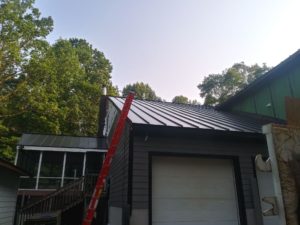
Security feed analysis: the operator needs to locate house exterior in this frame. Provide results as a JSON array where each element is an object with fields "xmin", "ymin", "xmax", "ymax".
[
  {"xmin": 12, "ymin": 49, "xmax": 300, "ymax": 225},
  {"xmin": 0, "ymin": 159, "xmax": 28, "ymax": 225},
  {"xmin": 99, "ymin": 97, "xmax": 280, "ymax": 225},
  {"xmin": 100, "ymin": 50, "xmax": 300, "ymax": 225}
]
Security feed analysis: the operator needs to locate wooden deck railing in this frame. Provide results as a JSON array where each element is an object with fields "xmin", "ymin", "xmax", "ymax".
[{"xmin": 16, "ymin": 174, "xmax": 98, "ymax": 225}]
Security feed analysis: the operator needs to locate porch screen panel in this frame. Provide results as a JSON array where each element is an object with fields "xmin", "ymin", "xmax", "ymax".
[
  {"xmin": 19, "ymin": 151, "xmax": 40, "ymax": 189},
  {"xmin": 39, "ymin": 151, "xmax": 64, "ymax": 189},
  {"xmin": 85, "ymin": 152, "xmax": 103, "ymax": 175},
  {"xmin": 64, "ymin": 153, "xmax": 84, "ymax": 185}
]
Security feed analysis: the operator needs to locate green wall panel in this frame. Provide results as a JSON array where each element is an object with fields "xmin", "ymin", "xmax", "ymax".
[
  {"xmin": 290, "ymin": 68, "xmax": 300, "ymax": 98},
  {"xmin": 232, "ymin": 104, "xmax": 241, "ymax": 112},
  {"xmin": 253, "ymin": 88, "xmax": 274, "ymax": 117},
  {"xmin": 228, "ymin": 65, "xmax": 299, "ymax": 120},
  {"xmin": 270, "ymin": 76, "xmax": 292, "ymax": 119},
  {"xmin": 238, "ymin": 96, "xmax": 256, "ymax": 114}
]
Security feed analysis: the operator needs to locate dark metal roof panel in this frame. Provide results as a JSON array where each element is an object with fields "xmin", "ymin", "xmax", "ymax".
[
  {"xmin": 110, "ymin": 97, "xmax": 148, "ymax": 124},
  {"xmin": 18, "ymin": 134, "xmax": 107, "ymax": 149},
  {"xmin": 109, "ymin": 97, "xmax": 264, "ymax": 133}
]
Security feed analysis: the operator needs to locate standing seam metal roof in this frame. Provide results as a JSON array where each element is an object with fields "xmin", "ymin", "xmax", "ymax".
[{"xmin": 109, "ymin": 97, "xmax": 264, "ymax": 133}]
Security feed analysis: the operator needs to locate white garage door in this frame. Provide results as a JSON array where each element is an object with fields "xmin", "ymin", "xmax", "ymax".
[{"xmin": 152, "ymin": 156, "xmax": 240, "ymax": 225}]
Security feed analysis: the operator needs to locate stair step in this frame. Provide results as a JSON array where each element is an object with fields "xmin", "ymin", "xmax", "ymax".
[{"xmin": 17, "ymin": 175, "xmax": 98, "ymax": 225}]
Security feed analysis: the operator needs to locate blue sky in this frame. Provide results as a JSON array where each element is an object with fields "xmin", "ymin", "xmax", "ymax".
[{"xmin": 36, "ymin": 0, "xmax": 300, "ymax": 102}]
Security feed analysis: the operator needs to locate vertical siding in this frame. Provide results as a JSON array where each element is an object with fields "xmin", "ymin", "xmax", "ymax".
[
  {"xmin": 0, "ymin": 168, "xmax": 19, "ymax": 225},
  {"xmin": 290, "ymin": 67, "xmax": 300, "ymax": 97},
  {"xmin": 109, "ymin": 123, "xmax": 130, "ymax": 208},
  {"xmin": 254, "ymin": 88, "xmax": 275, "ymax": 117},
  {"xmin": 231, "ymin": 66, "xmax": 300, "ymax": 120},
  {"xmin": 106, "ymin": 99, "xmax": 131, "ymax": 209},
  {"xmin": 131, "ymin": 136, "xmax": 267, "ymax": 210},
  {"xmin": 237, "ymin": 96, "xmax": 257, "ymax": 114},
  {"xmin": 103, "ymin": 101, "xmax": 120, "ymax": 138},
  {"xmin": 270, "ymin": 76, "xmax": 292, "ymax": 119}
]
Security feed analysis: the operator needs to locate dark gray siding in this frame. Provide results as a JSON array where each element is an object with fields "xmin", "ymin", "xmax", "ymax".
[
  {"xmin": 131, "ymin": 134, "xmax": 267, "ymax": 210},
  {"xmin": 109, "ymin": 123, "xmax": 130, "ymax": 208},
  {"xmin": 0, "ymin": 168, "xmax": 19, "ymax": 225},
  {"xmin": 106, "ymin": 100, "xmax": 131, "ymax": 208}
]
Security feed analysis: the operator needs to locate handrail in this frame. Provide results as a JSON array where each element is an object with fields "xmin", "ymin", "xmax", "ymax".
[
  {"xmin": 18, "ymin": 174, "xmax": 98, "ymax": 225},
  {"xmin": 21, "ymin": 177, "xmax": 84, "ymax": 212}
]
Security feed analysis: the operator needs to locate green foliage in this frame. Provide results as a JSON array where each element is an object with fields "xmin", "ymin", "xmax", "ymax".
[
  {"xmin": 122, "ymin": 82, "xmax": 161, "ymax": 101},
  {"xmin": 172, "ymin": 95, "xmax": 199, "ymax": 104},
  {"xmin": 0, "ymin": 0, "xmax": 53, "ymax": 161},
  {"xmin": 0, "ymin": 0, "xmax": 53, "ymax": 97},
  {"xmin": 0, "ymin": 123, "xmax": 18, "ymax": 161},
  {"xmin": 172, "ymin": 95, "xmax": 189, "ymax": 104},
  {"xmin": 198, "ymin": 62, "xmax": 270, "ymax": 106},
  {"xmin": 0, "ymin": 0, "xmax": 118, "ymax": 161},
  {"xmin": 7, "ymin": 38, "xmax": 118, "ymax": 137}
]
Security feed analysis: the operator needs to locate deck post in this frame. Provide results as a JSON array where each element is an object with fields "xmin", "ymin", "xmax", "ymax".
[
  {"xmin": 61, "ymin": 152, "xmax": 67, "ymax": 187},
  {"xmin": 36, "ymin": 151, "xmax": 43, "ymax": 189},
  {"xmin": 82, "ymin": 152, "xmax": 87, "ymax": 176}
]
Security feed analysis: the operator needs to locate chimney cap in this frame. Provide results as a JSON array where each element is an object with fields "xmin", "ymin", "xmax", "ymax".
[{"xmin": 103, "ymin": 86, "xmax": 107, "ymax": 95}]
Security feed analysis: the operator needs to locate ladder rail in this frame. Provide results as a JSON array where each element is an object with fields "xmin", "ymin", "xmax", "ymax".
[{"xmin": 82, "ymin": 93, "xmax": 134, "ymax": 225}]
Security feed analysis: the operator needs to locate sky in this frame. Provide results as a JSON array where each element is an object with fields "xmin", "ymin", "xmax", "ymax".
[{"xmin": 36, "ymin": 0, "xmax": 300, "ymax": 102}]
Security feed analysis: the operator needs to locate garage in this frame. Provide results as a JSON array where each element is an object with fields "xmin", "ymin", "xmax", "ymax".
[{"xmin": 151, "ymin": 156, "xmax": 240, "ymax": 225}]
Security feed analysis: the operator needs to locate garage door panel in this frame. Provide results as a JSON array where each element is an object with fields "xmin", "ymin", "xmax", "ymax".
[
  {"xmin": 152, "ymin": 156, "xmax": 240, "ymax": 225},
  {"xmin": 153, "ymin": 221, "xmax": 238, "ymax": 225},
  {"xmin": 153, "ymin": 157, "xmax": 234, "ymax": 176},
  {"xmin": 153, "ymin": 177, "xmax": 236, "ymax": 198},
  {"xmin": 152, "ymin": 198, "xmax": 238, "ymax": 219}
]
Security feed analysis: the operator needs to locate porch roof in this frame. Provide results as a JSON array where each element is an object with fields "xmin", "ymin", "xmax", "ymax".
[{"xmin": 18, "ymin": 134, "xmax": 107, "ymax": 152}]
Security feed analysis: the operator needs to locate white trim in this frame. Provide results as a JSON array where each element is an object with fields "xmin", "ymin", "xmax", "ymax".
[
  {"xmin": 38, "ymin": 176, "xmax": 63, "ymax": 179},
  {"xmin": 63, "ymin": 177, "xmax": 80, "ymax": 179},
  {"xmin": 61, "ymin": 152, "xmax": 67, "ymax": 187},
  {"xmin": 263, "ymin": 124, "xmax": 287, "ymax": 225},
  {"xmin": 82, "ymin": 152, "xmax": 86, "ymax": 176},
  {"xmin": 14, "ymin": 146, "xmax": 20, "ymax": 165},
  {"xmin": 21, "ymin": 176, "xmax": 79, "ymax": 179},
  {"xmin": 22, "ymin": 146, "xmax": 107, "ymax": 153},
  {"xmin": 18, "ymin": 188, "xmax": 57, "ymax": 191},
  {"xmin": 36, "ymin": 151, "xmax": 43, "ymax": 190}
]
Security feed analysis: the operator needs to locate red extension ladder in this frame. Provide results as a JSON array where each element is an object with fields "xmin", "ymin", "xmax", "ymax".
[{"xmin": 82, "ymin": 93, "xmax": 134, "ymax": 225}]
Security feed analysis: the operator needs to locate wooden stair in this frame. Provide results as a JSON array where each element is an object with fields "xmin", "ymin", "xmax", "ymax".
[{"xmin": 16, "ymin": 175, "xmax": 98, "ymax": 225}]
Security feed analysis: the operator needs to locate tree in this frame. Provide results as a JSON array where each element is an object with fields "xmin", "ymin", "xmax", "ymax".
[
  {"xmin": 7, "ymin": 38, "xmax": 118, "ymax": 137},
  {"xmin": 0, "ymin": 0, "xmax": 53, "ymax": 100},
  {"xmin": 172, "ymin": 95, "xmax": 199, "ymax": 104},
  {"xmin": 0, "ymin": 3, "xmax": 117, "ymax": 159},
  {"xmin": 0, "ymin": 1, "xmax": 118, "ymax": 161},
  {"xmin": 54, "ymin": 38, "xmax": 118, "ymax": 135},
  {"xmin": 0, "ymin": 0, "xmax": 53, "ymax": 161},
  {"xmin": 122, "ymin": 82, "xmax": 161, "ymax": 100},
  {"xmin": 198, "ymin": 62, "xmax": 270, "ymax": 106},
  {"xmin": 172, "ymin": 95, "xmax": 189, "ymax": 104}
]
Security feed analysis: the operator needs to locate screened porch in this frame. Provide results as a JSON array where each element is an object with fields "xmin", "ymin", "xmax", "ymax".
[{"xmin": 15, "ymin": 134, "xmax": 107, "ymax": 190}]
